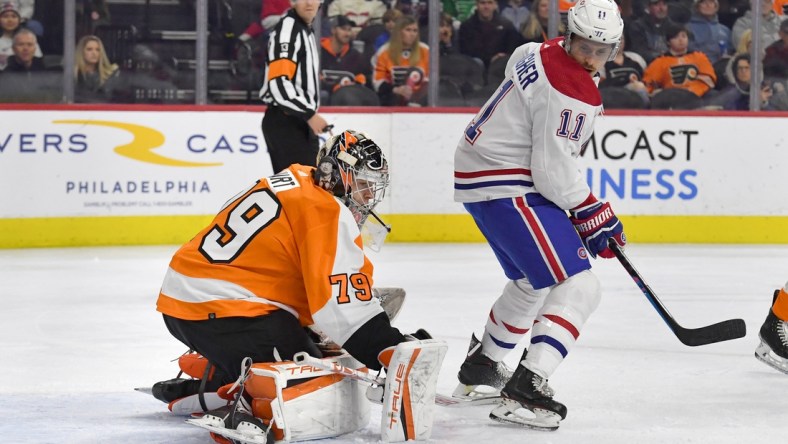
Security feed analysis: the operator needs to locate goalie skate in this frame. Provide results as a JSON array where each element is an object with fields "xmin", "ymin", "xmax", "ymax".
[
  {"xmin": 754, "ymin": 304, "xmax": 788, "ymax": 375},
  {"xmin": 754, "ymin": 341, "xmax": 788, "ymax": 375},
  {"xmin": 186, "ymin": 405, "xmax": 273, "ymax": 444}
]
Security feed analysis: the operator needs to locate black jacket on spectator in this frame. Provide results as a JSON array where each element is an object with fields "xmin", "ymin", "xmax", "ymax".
[
  {"xmin": 4, "ymin": 56, "xmax": 46, "ymax": 72},
  {"xmin": 627, "ymin": 15, "xmax": 678, "ymax": 64},
  {"xmin": 0, "ymin": 57, "xmax": 59, "ymax": 102},
  {"xmin": 459, "ymin": 12, "xmax": 524, "ymax": 67},
  {"xmin": 76, "ymin": 69, "xmax": 121, "ymax": 103},
  {"xmin": 319, "ymin": 38, "xmax": 371, "ymax": 94}
]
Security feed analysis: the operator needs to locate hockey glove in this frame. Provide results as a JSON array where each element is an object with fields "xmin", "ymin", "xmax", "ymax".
[{"xmin": 569, "ymin": 197, "xmax": 626, "ymax": 259}]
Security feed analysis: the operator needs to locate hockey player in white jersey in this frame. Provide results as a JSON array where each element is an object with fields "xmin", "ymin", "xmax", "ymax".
[{"xmin": 453, "ymin": 0, "xmax": 626, "ymax": 431}]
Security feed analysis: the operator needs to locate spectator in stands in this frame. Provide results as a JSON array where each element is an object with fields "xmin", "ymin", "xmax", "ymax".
[
  {"xmin": 328, "ymin": 0, "xmax": 388, "ymax": 29},
  {"xmin": 3, "ymin": 27, "xmax": 42, "ymax": 72},
  {"xmin": 627, "ymin": 0, "xmax": 678, "ymax": 63},
  {"xmin": 0, "ymin": 0, "xmax": 40, "ymax": 70},
  {"xmin": 373, "ymin": 15, "xmax": 430, "ymax": 106},
  {"xmin": 732, "ymin": 0, "xmax": 782, "ymax": 52},
  {"xmin": 643, "ymin": 22, "xmax": 717, "ymax": 96},
  {"xmin": 373, "ymin": 8, "xmax": 402, "ymax": 51},
  {"xmin": 710, "ymin": 53, "xmax": 777, "ymax": 109},
  {"xmin": 74, "ymin": 35, "xmax": 119, "ymax": 103},
  {"xmin": 600, "ymin": 34, "xmax": 650, "ymax": 104},
  {"xmin": 15, "ymin": 0, "xmax": 41, "ymax": 37},
  {"xmin": 519, "ymin": 0, "xmax": 565, "ymax": 43},
  {"xmin": 238, "ymin": 0, "xmax": 290, "ymax": 43},
  {"xmin": 443, "ymin": 0, "xmax": 478, "ymax": 22},
  {"xmin": 439, "ymin": 12, "xmax": 460, "ymax": 55},
  {"xmin": 501, "ymin": 0, "xmax": 531, "ymax": 31},
  {"xmin": 774, "ymin": 0, "xmax": 788, "ymax": 14},
  {"xmin": 395, "ymin": 0, "xmax": 429, "ymax": 26},
  {"xmin": 459, "ymin": 0, "xmax": 524, "ymax": 67},
  {"xmin": 763, "ymin": 18, "xmax": 788, "ymax": 78},
  {"xmin": 735, "ymin": 27, "xmax": 753, "ymax": 53},
  {"xmin": 320, "ymin": 16, "xmax": 371, "ymax": 101},
  {"xmin": 688, "ymin": 0, "xmax": 732, "ymax": 63}
]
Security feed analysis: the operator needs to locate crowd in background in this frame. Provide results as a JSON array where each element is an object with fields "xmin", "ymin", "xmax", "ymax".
[{"xmin": 0, "ymin": 0, "xmax": 786, "ymax": 109}]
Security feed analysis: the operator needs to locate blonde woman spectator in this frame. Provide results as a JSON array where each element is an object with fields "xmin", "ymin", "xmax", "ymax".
[
  {"xmin": 373, "ymin": 8, "xmax": 402, "ymax": 51},
  {"xmin": 373, "ymin": 15, "xmax": 430, "ymax": 106},
  {"xmin": 520, "ymin": 0, "xmax": 565, "ymax": 43},
  {"xmin": 735, "ymin": 28, "xmax": 753, "ymax": 54},
  {"xmin": 74, "ymin": 35, "xmax": 119, "ymax": 102},
  {"xmin": 0, "ymin": 0, "xmax": 41, "ymax": 70}
]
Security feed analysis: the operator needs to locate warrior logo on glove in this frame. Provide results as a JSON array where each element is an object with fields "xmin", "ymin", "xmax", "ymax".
[{"xmin": 569, "ymin": 198, "xmax": 626, "ymax": 259}]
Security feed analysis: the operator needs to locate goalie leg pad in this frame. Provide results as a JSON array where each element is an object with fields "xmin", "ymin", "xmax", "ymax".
[
  {"xmin": 245, "ymin": 356, "xmax": 369, "ymax": 442},
  {"xmin": 379, "ymin": 339, "xmax": 448, "ymax": 442}
]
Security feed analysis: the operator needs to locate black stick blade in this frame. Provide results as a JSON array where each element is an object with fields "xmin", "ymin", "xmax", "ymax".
[{"xmin": 675, "ymin": 318, "xmax": 747, "ymax": 347}]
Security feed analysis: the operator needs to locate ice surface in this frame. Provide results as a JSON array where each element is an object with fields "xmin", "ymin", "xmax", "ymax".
[{"xmin": 1, "ymin": 243, "xmax": 787, "ymax": 443}]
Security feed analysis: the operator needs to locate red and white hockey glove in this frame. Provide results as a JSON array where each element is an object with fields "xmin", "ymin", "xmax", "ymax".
[{"xmin": 569, "ymin": 195, "xmax": 626, "ymax": 259}]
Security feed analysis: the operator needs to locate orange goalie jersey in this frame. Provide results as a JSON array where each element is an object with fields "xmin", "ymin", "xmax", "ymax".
[{"xmin": 156, "ymin": 164, "xmax": 385, "ymax": 346}]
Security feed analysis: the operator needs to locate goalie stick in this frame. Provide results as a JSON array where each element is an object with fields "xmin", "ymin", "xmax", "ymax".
[
  {"xmin": 292, "ymin": 352, "xmax": 486, "ymax": 407},
  {"xmin": 610, "ymin": 241, "xmax": 746, "ymax": 346}
]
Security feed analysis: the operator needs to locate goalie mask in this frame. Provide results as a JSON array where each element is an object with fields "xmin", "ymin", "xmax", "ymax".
[
  {"xmin": 314, "ymin": 130, "xmax": 390, "ymax": 243},
  {"xmin": 565, "ymin": 0, "xmax": 624, "ymax": 62}
]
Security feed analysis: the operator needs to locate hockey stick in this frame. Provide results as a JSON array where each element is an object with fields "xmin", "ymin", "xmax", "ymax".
[
  {"xmin": 609, "ymin": 241, "xmax": 746, "ymax": 346},
  {"xmin": 292, "ymin": 352, "xmax": 472, "ymax": 407},
  {"xmin": 294, "ymin": 352, "xmax": 385, "ymax": 385}
]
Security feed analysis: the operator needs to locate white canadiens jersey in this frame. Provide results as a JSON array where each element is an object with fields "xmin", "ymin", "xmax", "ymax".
[{"xmin": 454, "ymin": 38, "xmax": 602, "ymax": 210}]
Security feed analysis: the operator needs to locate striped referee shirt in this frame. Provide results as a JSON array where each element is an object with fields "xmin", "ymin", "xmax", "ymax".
[{"xmin": 259, "ymin": 9, "xmax": 321, "ymax": 120}]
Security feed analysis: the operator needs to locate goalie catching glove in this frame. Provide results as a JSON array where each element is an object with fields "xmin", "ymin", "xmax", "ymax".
[{"xmin": 569, "ymin": 194, "xmax": 626, "ymax": 259}]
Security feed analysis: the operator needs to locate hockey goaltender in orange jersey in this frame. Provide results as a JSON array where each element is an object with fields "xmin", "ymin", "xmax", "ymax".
[
  {"xmin": 157, "ymin": 131, "xmax": 403, "ymax": 373},
  {"xmin": 157, "ymin": 164, "xmax": 375, "ymax": 326},
  {"xmin": 153, "ymin": 130, "xmax": 448, "ymax": 443}
]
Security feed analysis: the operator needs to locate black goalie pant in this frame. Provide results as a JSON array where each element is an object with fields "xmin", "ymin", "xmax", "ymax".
[
  {"xmin": 163, "ymin": 310, "xmax": 322, "ymax": 389},
  {"xmin": 262, "ymin": 105, "xmax": 319, "ymax": 174}
]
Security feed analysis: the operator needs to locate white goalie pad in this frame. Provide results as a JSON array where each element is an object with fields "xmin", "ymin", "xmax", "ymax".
[
  {"xmin": 247, "ymin": 354, "xmax": 369, "ymax": 442},
  {"xmin": 379, "ymin": 339, "xmax": 448, "ymax": 442}
]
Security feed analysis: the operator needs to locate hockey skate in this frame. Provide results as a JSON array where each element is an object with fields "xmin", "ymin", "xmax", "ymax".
[
  {"xmin": 489, "ymin": 364, "xmax": 566, "ymax": 431},
  {"xmin": 151, "ymin": 377, "xmax": 201, "ymax": 403},
  {"xmin": 187, "ymin": 404, "xmax": 274, "ymax": 444},
  {"xmin": 452, "ymin": 334, "xmax": 515, "ymax": 404},
  {"xmin": 754, "ymin": 291, "xmax": 788, "ymax": 375}
]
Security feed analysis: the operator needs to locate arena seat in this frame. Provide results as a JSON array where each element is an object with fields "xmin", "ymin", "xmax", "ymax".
[{"xmin": 650, "ymin": 88, "xmax": 702, "ymax": 110}]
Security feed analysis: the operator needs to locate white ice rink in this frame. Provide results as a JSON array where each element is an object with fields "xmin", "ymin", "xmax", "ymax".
[{"xmin": 1, "ymin": 243, "xmax": 787, "ymax": 443}]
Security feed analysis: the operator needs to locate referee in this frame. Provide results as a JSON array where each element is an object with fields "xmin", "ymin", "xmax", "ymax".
[{"xmin": 260, "ymin": 0, "xmax": 329, "ymax": 173}]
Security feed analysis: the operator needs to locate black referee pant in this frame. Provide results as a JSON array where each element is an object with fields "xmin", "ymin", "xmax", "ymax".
[
  {"xmin": 262, "ymin": 105, "xmax": 320, "ymax": 173},
  {"xmin": 163, "ymin": 310, "xmax": 322, "ymax": 388}
]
